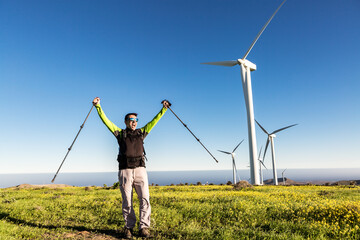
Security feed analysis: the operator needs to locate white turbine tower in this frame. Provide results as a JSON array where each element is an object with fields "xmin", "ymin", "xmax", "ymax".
[
  {"xmin": 218, "ymin": 140, "xmax": 244, "ymax": 184},
  {"xmin": 255, "ymin": 120, "xmax": 297, "ymax": 185},
  {"xmin": 202, "ymin": 0, "xmax": 287, "ymax": 185}
]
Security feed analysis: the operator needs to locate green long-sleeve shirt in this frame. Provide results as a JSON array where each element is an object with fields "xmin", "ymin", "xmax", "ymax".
[{"xmin": 95, "ymin": 104, "xmax": 167, "ymax": 139}]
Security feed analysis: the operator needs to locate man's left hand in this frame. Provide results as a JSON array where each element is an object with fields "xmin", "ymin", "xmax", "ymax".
[{"xmin": 161, "ymin": 100, "xmax": 171, "ymax": 109}]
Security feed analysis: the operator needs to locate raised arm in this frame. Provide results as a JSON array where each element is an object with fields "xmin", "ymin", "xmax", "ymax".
[
  {"xmin": 141, "ymin": 100, "xmax": 170, "ymax": 135},
  {"xmin": 93, "ymin": 97, "xmax": 122, "ymax": 136}
]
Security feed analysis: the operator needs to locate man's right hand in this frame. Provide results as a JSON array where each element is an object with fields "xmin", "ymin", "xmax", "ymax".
[{"xmin": 93, "ymin": 97, "xmax": 100, "ymax": 106}]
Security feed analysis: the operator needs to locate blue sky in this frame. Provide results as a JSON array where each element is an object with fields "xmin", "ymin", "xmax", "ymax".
[{"xmin": 1, "ymin": 0, "xmax": 359, "ymax": 175}]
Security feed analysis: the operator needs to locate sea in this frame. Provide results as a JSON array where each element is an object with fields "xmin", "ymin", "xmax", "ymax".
[{"xmin": 1, "ymin": 168, "xmax": 359, "ymax": 188}]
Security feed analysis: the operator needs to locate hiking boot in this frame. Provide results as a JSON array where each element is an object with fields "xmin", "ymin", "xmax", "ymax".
[
  {"xmin": 124, "ymin": 227, "xmax": 133, "ymax": 239},
  {"xmin": 139, "ymin": 228, "xmax": 151, "ymax": 238}
]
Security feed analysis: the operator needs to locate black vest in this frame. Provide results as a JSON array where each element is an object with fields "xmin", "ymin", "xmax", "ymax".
[{"xmin": 116, "ymin": 128, "xmax": 146, "ymax": 169}]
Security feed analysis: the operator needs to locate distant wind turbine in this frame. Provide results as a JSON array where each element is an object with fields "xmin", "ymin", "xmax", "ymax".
[
  {"xmin": 255, "ymin": 120, "xmax": 297, "ymax": 185},
  {"xmin": 282, "ymin": 168, "xmax": 287, "ymax": 185},
  {"xmin": 202, "ymin": 0, "xmax": 287, "ymax": 185},
  {"xmin": 258, "ymin": 147, "xmax": 267, "ymax": 185},
  {"xmin": 218, "ymin": 140, "xmax": 244, "ymax": 184}
]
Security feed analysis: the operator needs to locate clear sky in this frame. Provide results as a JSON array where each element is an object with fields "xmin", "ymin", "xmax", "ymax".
[{"xmin": 1, "ymin": 0, "xmax": 359, "ymax": 174}]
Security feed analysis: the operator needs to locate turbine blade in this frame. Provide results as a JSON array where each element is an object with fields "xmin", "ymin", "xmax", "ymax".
[
  {"xmin": 260, "ymin": 160, "xmax": 268, "ymax": 170},
  {"xmin": 263, "ymin": 138, "xmax": 270, "ymax": 161},
  {"xmin": 272, "ymin": 124, "xmax": 298, "ymax": 134},
  {"xmin": 255, "ymin": 120, "xmax": 269, "ymax": 135},
  {"xmin": 258, "ymin": 147, "xmax": 263, "ymax": 160},
  {"xmin": 218, "ymin": 150, "xmax": 231, "ymax": 155},
  {"xmin": 201, "ymin": 60, "xmax": 238, "ymax": 67},
  {"xmin": 233, "ymin": 158, "xmax": 238, "ymax": 173},
  {"xmin": 242, "ymin": 0, "xmax": 287, "ymax": 59},
  {"xmin": 232, "ymin": 139, "xmax": 244, "ymax": 153}
]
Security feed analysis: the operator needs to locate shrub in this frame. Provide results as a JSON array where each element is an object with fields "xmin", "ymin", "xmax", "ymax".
[
  {"xmin": 234, "ymin": 180, "xmax": 253, "ymax": 190},
  {"xmin": 111, "ymin": 182, "xmax": 120, "ymax": 189}
]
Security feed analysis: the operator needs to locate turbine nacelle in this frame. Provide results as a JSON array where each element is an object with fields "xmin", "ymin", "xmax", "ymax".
[
  {"xmin": 238, "ymin": 59, "xmax": 257, "ymax": 71},
  {"xmin": 269, "ymin": 134, "xmax": 276, "ymax": 138},
  {"xmin": 201, "ymin": 59, "xmax": 257, "ymax": 71}
]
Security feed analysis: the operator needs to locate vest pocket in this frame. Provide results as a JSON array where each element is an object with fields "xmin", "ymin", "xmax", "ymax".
[
  {"xmin": 126, "ymin": 157, "xmax": 142, "ymax": 168},
  {"xmin": 118, "ymin": 155, "xmax": 144, "ymax": 169}
]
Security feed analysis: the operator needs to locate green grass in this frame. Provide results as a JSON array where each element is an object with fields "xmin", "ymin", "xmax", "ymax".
[{"xmin": 0, "ymin": 185, "xmax": 359, "ymax": 239}]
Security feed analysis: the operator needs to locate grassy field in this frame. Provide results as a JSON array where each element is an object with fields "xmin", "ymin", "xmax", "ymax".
[{"xmin": 0, "ymin": 184, "xmax": 359, "ymax": 239}]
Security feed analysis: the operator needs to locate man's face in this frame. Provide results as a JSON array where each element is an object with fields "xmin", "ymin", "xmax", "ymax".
[{"xmin": 125, "ymin": 114, "xmax": 138, "ymax": 130}]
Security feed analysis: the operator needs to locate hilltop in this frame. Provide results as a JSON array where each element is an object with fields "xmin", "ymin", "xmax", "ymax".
[{"xmin": 263, "ymin": 178, "xmax": 360, "ymax": 186}]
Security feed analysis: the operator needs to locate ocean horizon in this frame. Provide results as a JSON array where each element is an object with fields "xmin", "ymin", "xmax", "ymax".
[{"xmin": 1, "ymin": 168, "xmax": 359, "ymax": 188}]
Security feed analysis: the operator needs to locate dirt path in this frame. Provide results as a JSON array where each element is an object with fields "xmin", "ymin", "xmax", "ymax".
[{"xmin": 11, "ymin": 184, "xmax": 74, "ymax": 189}]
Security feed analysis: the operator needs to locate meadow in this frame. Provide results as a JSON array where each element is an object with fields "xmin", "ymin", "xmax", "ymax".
[{"xmin": 0, "ymin": 184, "xmax": 359, "ymax": 239}]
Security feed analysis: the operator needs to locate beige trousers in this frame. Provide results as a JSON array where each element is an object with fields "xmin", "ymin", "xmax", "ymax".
[{"xmin": 118, "ymin": 167, "xmax": 151, "ymax": 230}]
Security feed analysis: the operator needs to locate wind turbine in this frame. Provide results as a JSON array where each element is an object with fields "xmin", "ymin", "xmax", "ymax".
[
  {"xmin": 202, "ymin": 0, "xmax": 287, "ymax": 185},
  {"xmin": 258, "ymin": 147, "xmax": 267, "ymax": 185},
  {"xmin": 218, "ymin": 140, "xmax": 244, "ymax": 184},
  {"xmin": 255, "ymin": 120, "xmax": 297, "ymax": 185},
  {"xmin": 282, "ymin": 168, "xmax": 287, "ymax": 185}
]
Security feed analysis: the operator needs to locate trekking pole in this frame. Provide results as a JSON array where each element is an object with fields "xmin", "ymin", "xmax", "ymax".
[
  {"xmin": 51, "ymin": 105, "xmax": 94, "ymax": 183},
  {"xmin": 166, "ymin": 104, "xmax": 218, "ymax": 163}
]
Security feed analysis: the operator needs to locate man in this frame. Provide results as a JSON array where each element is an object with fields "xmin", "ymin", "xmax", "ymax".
[{"xmin": 92, "ymin": 97, "xmax": 170, "ymax": 238}]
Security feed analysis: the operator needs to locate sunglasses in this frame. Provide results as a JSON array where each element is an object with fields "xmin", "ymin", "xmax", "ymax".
[{"xmin": 127, "ymin": 117, "xmax": 138, "ymax": 122}]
